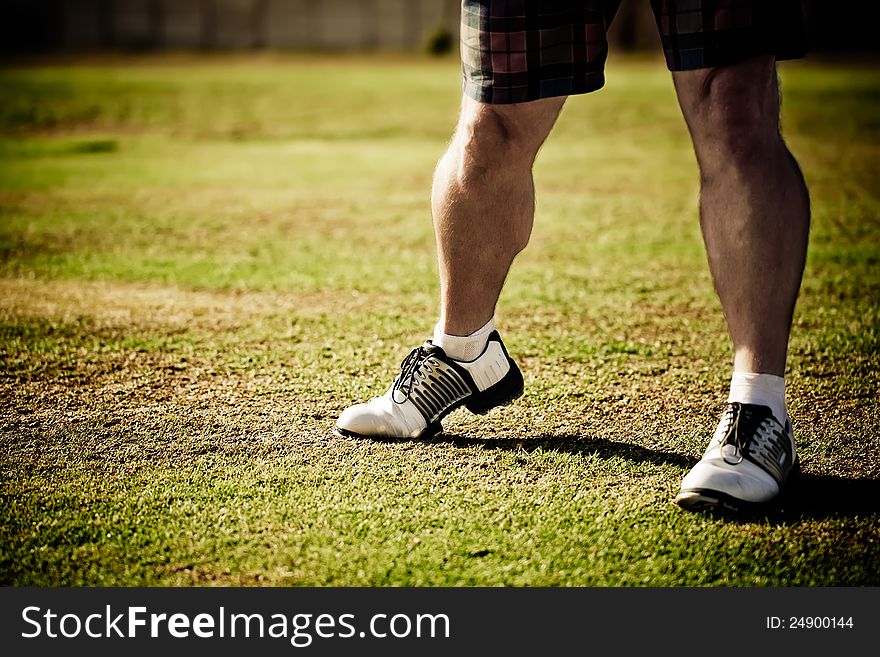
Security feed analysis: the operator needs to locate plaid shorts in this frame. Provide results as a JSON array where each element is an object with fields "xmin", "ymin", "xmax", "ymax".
[{"xmin": 461, "ymin": 0, "xmax": 808, "ymax": 104}]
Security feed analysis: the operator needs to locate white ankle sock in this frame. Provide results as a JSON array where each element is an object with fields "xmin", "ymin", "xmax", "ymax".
[
  {"xmin": 432, "ymin": 318, "xmax": 495, "ymax": 362},
  {"xmin": 727, "ymin": 372, "xmax": 787, "ymax": 424}
]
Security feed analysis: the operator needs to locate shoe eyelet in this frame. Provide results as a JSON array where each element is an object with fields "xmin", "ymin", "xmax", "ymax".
[{"xmin": 721, "ymin": 443, "xmax": 743, "ymax": 465}]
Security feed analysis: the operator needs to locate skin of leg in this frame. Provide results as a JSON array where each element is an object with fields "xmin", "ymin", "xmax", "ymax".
[
  {"xmin": 672, "ymin": 56, "xmax": 810, "ymax": 376},
  {"xmin": 431, "ymin": 94, "xmax": 566, "ymax": 337}
]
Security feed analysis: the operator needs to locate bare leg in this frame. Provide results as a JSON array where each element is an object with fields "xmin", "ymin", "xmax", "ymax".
[
  {"xmin": 672, "ymin": 56, "xmax": 809, "ymax": 512},
  {"xmin": 673, "ymin": 56, "xmax": 810, "ymax": 376},
  {"xmin": 432, "ymin": 95, "xmax": 565, "ymax": 336}
]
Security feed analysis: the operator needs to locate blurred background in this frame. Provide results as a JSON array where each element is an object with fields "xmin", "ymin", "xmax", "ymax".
[{"xmin": 1, "ymin": 0, "xmax": 877, "ymax": 57}]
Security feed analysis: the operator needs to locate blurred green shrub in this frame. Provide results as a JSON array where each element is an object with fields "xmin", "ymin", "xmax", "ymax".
[{"xmin": 424, "ymin": 25, "xmax": 454, "ymax": 56}]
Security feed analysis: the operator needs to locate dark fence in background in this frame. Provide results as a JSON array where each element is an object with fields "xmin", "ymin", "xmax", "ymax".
[
  {"xmin": 5, "ymin": 0, "xmax": 462, "ymax": 52},
  {"xmin": 0, "ymin": 0, "xmax": 875, "ymax": 55}
]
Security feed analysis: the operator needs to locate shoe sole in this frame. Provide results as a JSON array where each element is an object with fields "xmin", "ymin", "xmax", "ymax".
[
  {"xmin": 673, "ymin": 489, "xmax": 754, "ymax": 514},
  {"xmin": 333, "ymin": 420, "xmax": 443, "ymax": 441},
  {"xmin": 673, "ymin": 458, "xmax": 801, "ymax": 515}
]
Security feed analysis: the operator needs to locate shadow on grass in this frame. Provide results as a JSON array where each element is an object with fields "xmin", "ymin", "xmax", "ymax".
[
  {"xmin": 766, "ymin": 473, "xmax": 880, "ymax": 523},
  {"xmin": 436, "ymin": 432, "xmax": 697, "ymax": 469},
  {"xmin": 422, "ymin": 432, "xmax": 880, "ymax": 523}
]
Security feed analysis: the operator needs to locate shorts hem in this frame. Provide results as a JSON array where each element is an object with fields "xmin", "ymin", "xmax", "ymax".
[
  {"xmin": 462, "ymin": 75, "xmax": 607, "ymax": 105},
  {"xmin": 665, "ymin": 48, "xmax": 807, "ymax": 71},
  {"xmin": 662, "ymin": 24, "xmax": 808, "ymax": 71}
]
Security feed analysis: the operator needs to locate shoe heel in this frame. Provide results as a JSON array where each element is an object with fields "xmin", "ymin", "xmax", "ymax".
[{"xmin": 464, "ymin": 362, "xmax": 524, "ymax": 415}]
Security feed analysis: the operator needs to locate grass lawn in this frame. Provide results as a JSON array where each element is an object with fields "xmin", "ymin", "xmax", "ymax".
[{"xmin": 0, "ymin": 52, "xmax": 878, "ymax": 586}]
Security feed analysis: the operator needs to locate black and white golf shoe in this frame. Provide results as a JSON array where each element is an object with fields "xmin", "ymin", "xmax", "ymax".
[
  {"xmin": 674, "ymin": 402, "xmax": 799, "ymax": 513},
  {"xmin": 335, "ymin": 331, "xmax": 523, "ymax": 440}
]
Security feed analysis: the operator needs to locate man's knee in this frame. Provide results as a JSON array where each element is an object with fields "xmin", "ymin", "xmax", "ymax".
[
  {"xmin": 449, "ymin": 96, "xmax": 563, "ymax": 182},
  {"xmin": 675, "ymin": 56, "xmax": 782, "ymax": 168}
]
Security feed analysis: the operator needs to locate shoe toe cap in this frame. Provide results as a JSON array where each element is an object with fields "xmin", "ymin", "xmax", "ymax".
[
  {"xmin": 337, "ymin": 404, "xmax": 388, "ymax": 436},
  {"xmin": 680, "ymin": 458, "xmax": 780, "ymax": 504},
  {"xmin": 336, "ymin": 403, "xmax": 419, "ymax": 438}
]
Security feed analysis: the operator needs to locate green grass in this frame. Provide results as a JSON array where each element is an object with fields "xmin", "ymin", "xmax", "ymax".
[{"xmin": 1, "ymin": 52, "xmax": 878, "ymax": 586}]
